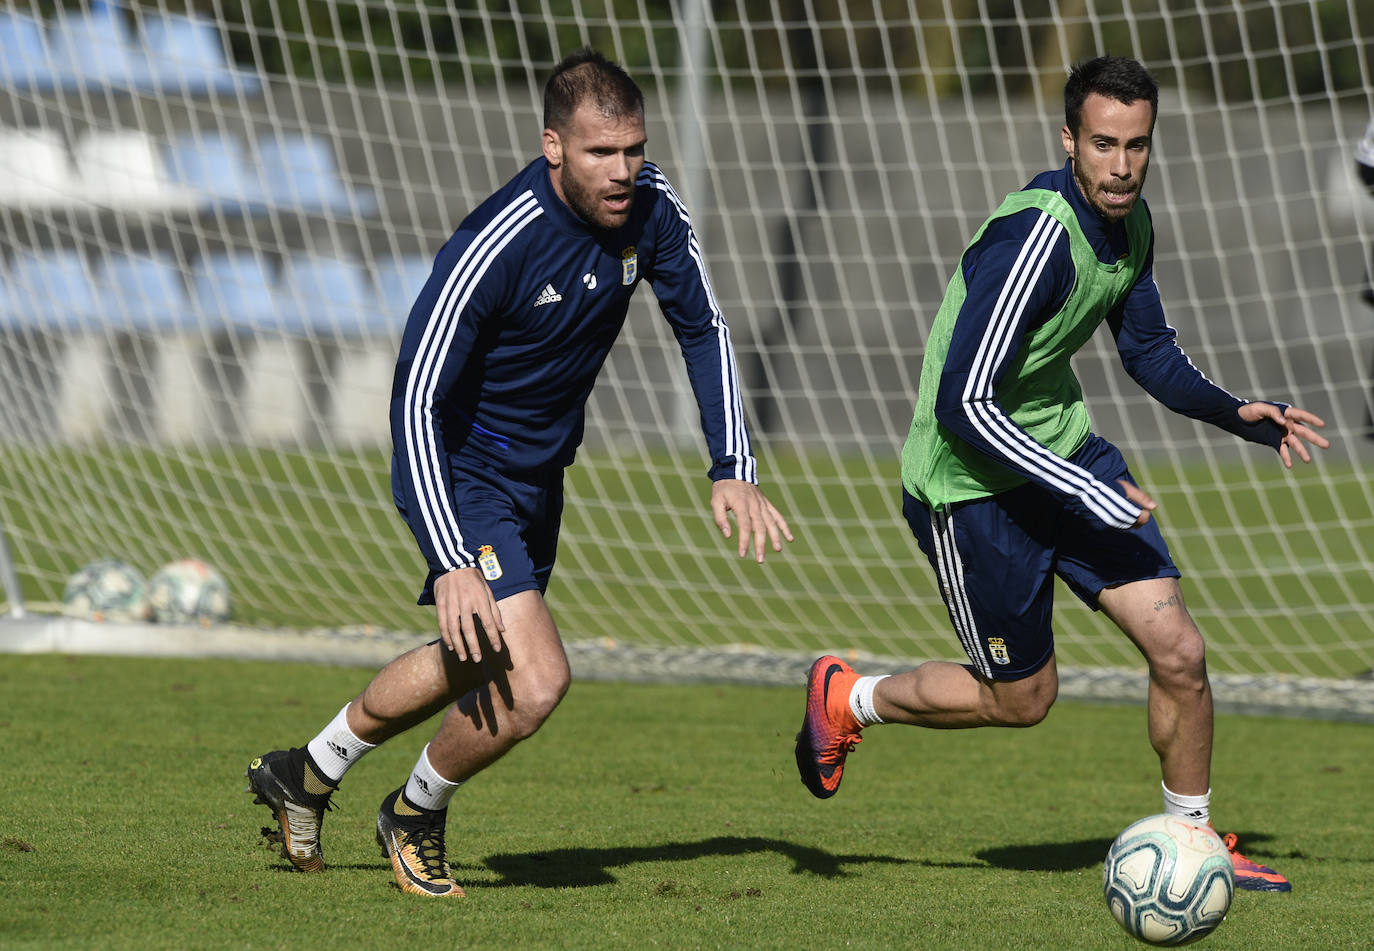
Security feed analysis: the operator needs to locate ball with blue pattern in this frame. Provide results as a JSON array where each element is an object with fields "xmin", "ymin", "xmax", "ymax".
[{"xmin": 1104, "ymin": 813, "xmax": 1234, "ymax": 946}]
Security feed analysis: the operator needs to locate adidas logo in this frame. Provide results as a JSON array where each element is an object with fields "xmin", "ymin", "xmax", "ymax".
[
  {"xmin": 327, "ymin": 740, "xmax": 349, "ymax": 759},
  {"xmin": 533, "ymin": 283, "xmax": 562, "ymax": 306}
]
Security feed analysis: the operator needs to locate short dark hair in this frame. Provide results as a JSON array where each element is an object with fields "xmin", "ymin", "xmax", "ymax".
[
  {"xmin": 1064, "ymin": 56, "xmax": 1159, "ymax": 136},
  {"xmin": 543, "ymin": 48, "xmax": 644, "ymax": 132}
]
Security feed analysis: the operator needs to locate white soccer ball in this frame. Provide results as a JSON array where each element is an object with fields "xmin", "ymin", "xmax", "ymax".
[
  {"xmin": 1104, "ymin": 814, "xmax": 1234, "ymax": 946},
  {"xmin": 147, "ymin": 558, "xmax": 231, "ymax": 625},
  {"xmin": 61, "ymin": 559, "xmax": 149, "ymax": 621}
]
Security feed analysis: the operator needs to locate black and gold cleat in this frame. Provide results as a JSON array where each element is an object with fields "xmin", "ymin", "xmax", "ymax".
[
  {"xmin": 246, "ymin": 748, "xmax": 335, "ymax": 873},
  {"xmin": 375, "ymin": 788, "xmax": 464, "ymax": 897}
]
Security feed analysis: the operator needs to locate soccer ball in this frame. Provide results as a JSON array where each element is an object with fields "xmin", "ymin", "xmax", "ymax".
[
  {"xmin": 1104, "ymin": 814, "xmax": 1234, "ymax": 946},
  {"xmin": 61, "ymin": 559, "xmax": 148, "ymax": 621},
  {"xmin": 147, "ymin": 558, "xmax": 231, "ymax": 625}
]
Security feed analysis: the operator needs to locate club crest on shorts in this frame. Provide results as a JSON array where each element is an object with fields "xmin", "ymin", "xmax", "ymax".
[
  {"xmin": 987, "ymin": 636, "xmax": 1011, "ymax": 665},
  {"xmin": 621, "ymin": 246, "xmax": 637, "ymax": 285},
  {"xmin": 477, "ymin": 545, "xmax": 503, "ymax": 581}
]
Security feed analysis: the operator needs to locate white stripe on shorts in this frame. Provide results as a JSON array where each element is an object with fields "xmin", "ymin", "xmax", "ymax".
[{"xmin": 931, "ymin": 507, "xmax": 993, "ymax": 679}]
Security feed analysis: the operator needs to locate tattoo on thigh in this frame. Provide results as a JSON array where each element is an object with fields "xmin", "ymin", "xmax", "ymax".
[{"xmin": 1153, "ymin": 595, "xmax": 1180, "ymax": 612}]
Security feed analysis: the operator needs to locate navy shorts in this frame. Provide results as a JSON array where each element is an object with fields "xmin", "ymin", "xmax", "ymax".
[
  {"xmin": 903, "ymin": 434, "xmax": 1179, "ymax": 681},
  {"xmin": 407, "ymin": 457, "xmax": 564, "ymax": 606}
]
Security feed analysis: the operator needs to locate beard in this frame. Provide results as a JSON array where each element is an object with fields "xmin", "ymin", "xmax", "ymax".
[
  {"xmin": 560, "ymin": 170, "xmax": 633, "ymax": 231},
  {"xmin": 1072, "ymin": 150, "xmax": 1145, "ymax": 221}
]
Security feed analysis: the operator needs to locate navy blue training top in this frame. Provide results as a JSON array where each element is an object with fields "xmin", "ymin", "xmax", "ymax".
[
  {"xmin": 390, "ymin": 157, "xmax": 756, "ymax": 575},
  {"xmin": 933, "ymin": 158, "xmax": 1285, "ymax": 524}
]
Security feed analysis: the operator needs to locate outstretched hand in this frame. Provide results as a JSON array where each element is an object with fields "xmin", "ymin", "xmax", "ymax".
[
  {"xmin": 1239, "ymin": 403, "xmax": 1330, "ymax": 468},
  {"xmin": 710, "ymin": 479, "xmax": 794, "ymax": 563}
]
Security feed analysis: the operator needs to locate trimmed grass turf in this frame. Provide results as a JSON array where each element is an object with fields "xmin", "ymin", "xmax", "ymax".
[{"xmin": 2, "ymin": 653, "xmax": 1371, "ymax": 950}]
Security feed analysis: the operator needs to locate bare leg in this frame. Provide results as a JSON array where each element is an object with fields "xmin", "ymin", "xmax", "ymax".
[
  {"xmin": 345, "ymin": 589, "xmax": 571, "ymax": 783},
  {"xmin": 1097, "ymin": 577, "xmax": 1212, "ymax": 796},
  {"xmin": 872, "ymin": 654, "xmax": 1059, "ymax": 728}
]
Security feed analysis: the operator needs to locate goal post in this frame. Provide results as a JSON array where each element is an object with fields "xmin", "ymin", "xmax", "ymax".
[{"xmin": 0, "ymin": 1, "xmax": 1372, "ymax": 708}]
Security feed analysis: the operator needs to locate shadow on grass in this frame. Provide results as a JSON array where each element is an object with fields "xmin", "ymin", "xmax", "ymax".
[
  {"xmin": 975, "ymin": 838, "xmax": 1116, "ymax": 872},
  {"xmin": 975, "ymin": 831, "xmax": 1294, "ymax": 873},
  {"xmin": 477, "ymin": 835, "xmax": 911, "ymax": 888},
  {"xmin": 268, "ymin": 832, "xmax": 1305, "ymax": 883}
]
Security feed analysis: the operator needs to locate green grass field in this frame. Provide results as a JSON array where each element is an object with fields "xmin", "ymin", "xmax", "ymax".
[{"xmin": 2, "ymin": 653, "xmax": 1371, "ymax": 950}]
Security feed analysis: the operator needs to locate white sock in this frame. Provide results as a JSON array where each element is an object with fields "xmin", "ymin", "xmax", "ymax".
[
  {"xmin": 404, "ymin": 744, "xmax": 464, "ymax": 811},
  {"xmin": 849, "ymin": 675, "xmax": 889, "ymax": 726},
  {"xmin": 1162, "ymin": 781, "xmax": 1211, "ymax": 827},
  {"xmin": 305, "ymin": 703, "xmax": 376, "ymax": 783}
]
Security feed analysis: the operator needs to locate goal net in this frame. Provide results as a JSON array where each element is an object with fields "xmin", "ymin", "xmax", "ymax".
[{"xmin": 1, "ymin": 1, "xmax": 1372, "ymax": 707}]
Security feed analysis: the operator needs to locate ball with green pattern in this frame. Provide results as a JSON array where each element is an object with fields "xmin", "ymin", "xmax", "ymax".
[
  {"xmin": 147, "ymin": 559, "xmax": 231, "ymax": 625},
  {"xmin": 62, "ymin": 559, "xmax": 149, "ymax": 622}
]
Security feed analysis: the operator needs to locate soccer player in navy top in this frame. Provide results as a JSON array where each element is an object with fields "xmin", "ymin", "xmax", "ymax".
[
  {"xmin": 795, "ymin": 56, "xmax": 1326, "ymax": 892},
  {"xmin": 249, "ymin": 48, "xmax": 791, "ymax": 897}
]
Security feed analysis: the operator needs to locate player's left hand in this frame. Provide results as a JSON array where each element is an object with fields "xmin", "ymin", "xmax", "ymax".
[
  {"xmin": 710, "ymin": 479, "xmax": 794, "ymax": 563},
  {"xmin": 1238, "ymin": 402, "xmax": 1330, "ymax": 468}
]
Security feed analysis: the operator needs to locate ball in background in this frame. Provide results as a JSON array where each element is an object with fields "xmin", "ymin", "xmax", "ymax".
[
  {"xmin": 1104, "ymin": 813, "xmax": 1234, "ymax": 946},
  {"xmin": 61, "ymin": 559, "xmax": 149, "ymax": 621},
  {"xmin": 147, "ymin": 558, "xmax": 231, "ymax": 625}
]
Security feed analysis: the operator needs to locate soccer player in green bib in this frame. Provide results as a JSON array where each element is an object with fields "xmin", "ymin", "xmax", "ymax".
[{"xmin": 795, "ymin": 56, "xmax": 1328, "ymax": 892}]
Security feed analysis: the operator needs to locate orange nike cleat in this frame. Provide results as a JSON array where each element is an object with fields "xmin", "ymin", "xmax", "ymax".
[
  {"xmin": 1222, "ymin": 832, "xmax": 1291, "ymax": 892},
  {"xmin": 794, "ymin": 655, "xmax": 864, "ymax": 799}
]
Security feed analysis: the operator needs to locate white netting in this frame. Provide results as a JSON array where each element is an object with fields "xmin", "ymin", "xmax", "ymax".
[{"xmin": 1, "ymin": 1, "xmax": 1371, "ymax": 685}]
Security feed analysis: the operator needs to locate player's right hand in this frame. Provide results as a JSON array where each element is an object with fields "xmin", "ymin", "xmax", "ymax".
[
  {"xmin": 1117, "ymin": 479, "xmax": 1157, "ymax": 528},
  {"xmin": 433, "ymin": 567, "xmax": 505, "ymax": 662}
]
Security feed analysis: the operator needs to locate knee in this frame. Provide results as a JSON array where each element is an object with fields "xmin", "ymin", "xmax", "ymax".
[
  {"xmin": 1146, "ymin": 626, "xmax": 1208, "ymax": 690},
  {"xmin": 991, "ymin": 693, "xmax": 1055, "ymax": 728},
  {"xmin": 986, "ymin": 668, "xmax": 1058, "ymax": 727},
  {"xmin": 503, "ymin": 664, "xmax": 571, "ymax": 741}
]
